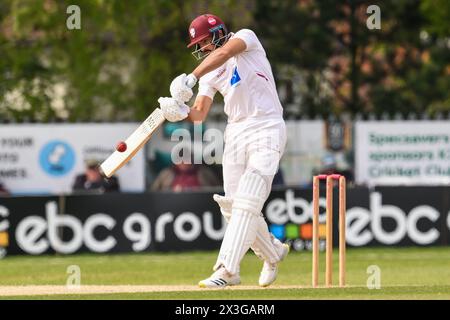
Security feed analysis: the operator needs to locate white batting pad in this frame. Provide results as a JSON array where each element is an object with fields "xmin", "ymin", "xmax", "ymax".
[
  {"xmin": 217, "ymin": 210, "xmax": 258, "ymax": 275},
  {"xmin": 233, "ymin": 171, "xmax": 268, "ymax": 214},
  {"xmin": 213, "ymin": 194, "xmax": 232, "ymax": 221},
  {"xmin": 251, "ymin": 216, "xmax": 282, "ymax": 264},
  {"xmin": 215, "ymin": 171, "xmax": 268, "ymax": 275},
  {"xmin": 214, "ymin": 194, "xmax": 282, "ymax": 264}
]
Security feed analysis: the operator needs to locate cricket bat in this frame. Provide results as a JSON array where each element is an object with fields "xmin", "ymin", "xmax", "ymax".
[{"xmin": 99, "ymin": 108, "xmax": 165, "ymax": 178}]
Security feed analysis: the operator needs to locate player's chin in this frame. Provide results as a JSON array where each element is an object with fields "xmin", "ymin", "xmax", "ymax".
[{"xmin": 200, "ymin": 50, "xmax": 212, "ymax": 59}]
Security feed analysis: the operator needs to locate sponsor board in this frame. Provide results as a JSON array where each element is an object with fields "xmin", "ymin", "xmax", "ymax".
[
  {"xmin": 355, "ymin": 121, "xmax": 450, "ymax": 185},
  {"xmin": 1, "ymin": 194, "xmax": 225, "ymax": 255},
  {"xmin": 1, "ymin": 187, "xmax": 449, "ymax": 256},
  {"xmin": 265, "ymin": 187, "xmax": 449, "ymax": 249},
  {"xmin": 0, "ymin": 124, "xmax": 145, "ymax": 194}
]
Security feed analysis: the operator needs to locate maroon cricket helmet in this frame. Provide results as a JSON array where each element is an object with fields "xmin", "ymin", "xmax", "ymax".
[{"xmin": 187, "ymin": 14, "xmax": 228, "ymax": 48}]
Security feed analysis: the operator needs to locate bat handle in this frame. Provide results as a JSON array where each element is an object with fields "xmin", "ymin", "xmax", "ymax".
[{"xmin": 186, "ymin": 73, "xmax": 198, "ymax": 88}]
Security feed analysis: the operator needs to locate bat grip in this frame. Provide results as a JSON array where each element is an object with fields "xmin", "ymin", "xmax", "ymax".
[{"xmin": 185, "ymin": 73, "xmax": 198, "ymax": 88}]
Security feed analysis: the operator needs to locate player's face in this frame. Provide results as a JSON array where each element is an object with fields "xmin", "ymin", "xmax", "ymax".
[
  {"xmin": 197, "ymin": 37, "xmax": 215, "ymax": 53},
  {"xmin": 192, "ymin": 32, "xmax": 224, "ymax": 60}
]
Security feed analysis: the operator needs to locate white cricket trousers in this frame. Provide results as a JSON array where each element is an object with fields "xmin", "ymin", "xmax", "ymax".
[
  {"xmin": 213, "ymin": 117, "xmax": 287, "ymax": 273},
  {"xmin": 222, "ymin": 117, "xmax": 287, "ymax": 199}
]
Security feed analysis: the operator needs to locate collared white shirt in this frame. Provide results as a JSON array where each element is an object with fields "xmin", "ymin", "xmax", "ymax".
[{"xmin": 198, "ymin": 29, "xmax": 283, "ymax": 123}]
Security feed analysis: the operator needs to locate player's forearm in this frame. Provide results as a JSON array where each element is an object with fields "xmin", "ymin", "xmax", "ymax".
[
  {"xmin": 188, "ymin": 107, "xmax": 208, "ymax": 123},
  {"xmin": 187, "ymin": 95, "xmax": 212, "ymax": 123},
  {"xmin": 192, "ymin": 48, "xmax": 231, "ymax": 79}
]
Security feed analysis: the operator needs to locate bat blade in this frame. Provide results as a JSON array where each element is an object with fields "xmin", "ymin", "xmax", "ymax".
[{"xmin": 100, "ymin": 108, "xmax": 165, "ymax": 178}]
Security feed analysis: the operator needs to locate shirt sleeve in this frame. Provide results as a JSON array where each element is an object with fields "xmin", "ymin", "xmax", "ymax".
[
  {"xmin": 233, "ymin": 29, "xmax": 260, "ymax": 52},
  {"xmin": 197, "ymin": 77, "xmax": 217, "ymax": 100}
]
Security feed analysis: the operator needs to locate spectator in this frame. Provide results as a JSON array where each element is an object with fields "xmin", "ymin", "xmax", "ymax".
[
  {"xmin": 151, "ymin": 160, "xmax": 221, "ymax": 192},
  {"xmin": 72, "ymin": 159, "xmax": 120, "ymax": 193},
  {"xmin": 0, "ymin": 181, "xmax": 10, "ymax": 196}
]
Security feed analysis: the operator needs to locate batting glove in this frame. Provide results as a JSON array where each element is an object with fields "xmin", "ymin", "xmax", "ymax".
[
  {"xmin": 158, "ymin": 97, "xmax": 190, "ymax": 122},
  {"xmin": 170, "ymin": 73, "xmax": 198, "ymax": 103}
]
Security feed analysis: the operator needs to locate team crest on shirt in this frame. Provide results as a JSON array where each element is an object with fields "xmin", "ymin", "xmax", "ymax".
[{"xmin": 230, "ymin": 67, "xmax": 241, "ymax": 86}]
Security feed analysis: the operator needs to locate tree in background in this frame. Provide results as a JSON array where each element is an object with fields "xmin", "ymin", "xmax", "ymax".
[
  {"xmin": 253, "ymin": 0, "xmax": 449, "ymax": 117},
  {"xmin": 0, "ymin": 0, "xmax": 448, "ymax": 121},
  {"xmin": 361, "ymin": 0, "xmax": 450, "ymax": 117},
  {"xmin": 0, "ymin": 0, "xmax": 253, "ymax": 121}
]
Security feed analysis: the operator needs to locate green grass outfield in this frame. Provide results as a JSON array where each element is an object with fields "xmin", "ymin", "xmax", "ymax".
[{"xmin": 0, "ymin": 247, "xmax": 449, "ymax": 299}]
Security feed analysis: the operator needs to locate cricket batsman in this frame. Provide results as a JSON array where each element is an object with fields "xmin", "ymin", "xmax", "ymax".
[{"xmin": 158, "ymin": 14, "xmax": 289, "ymax": 288}]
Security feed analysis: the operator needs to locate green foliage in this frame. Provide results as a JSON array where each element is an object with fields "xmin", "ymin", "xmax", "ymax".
[
  {"xmin": 363, "ymin": 0, "xmax": 450, "ymax": 116},
  {"xmin": 0, "ymin": 247, "xmax": 449, "ymax": 299},
  {"xmin": 0, "ymin": 0, "xmax": 448, "ymax": 120},
  {"xmin": 252, "ymin": 0, "xmax": 336, "ymax": 117},
  {"xmin": 0, "ymin": 0, "xmax": 252, "ymax": 121},
  {"xmin": 252, "ymin": 0, "xmax": 450, "ymax": 117}
]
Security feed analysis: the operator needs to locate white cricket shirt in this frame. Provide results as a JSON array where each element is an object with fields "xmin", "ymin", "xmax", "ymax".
[{"xmin": 197, "ymin": 29, "xmax": 283, "ymax": 123}]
